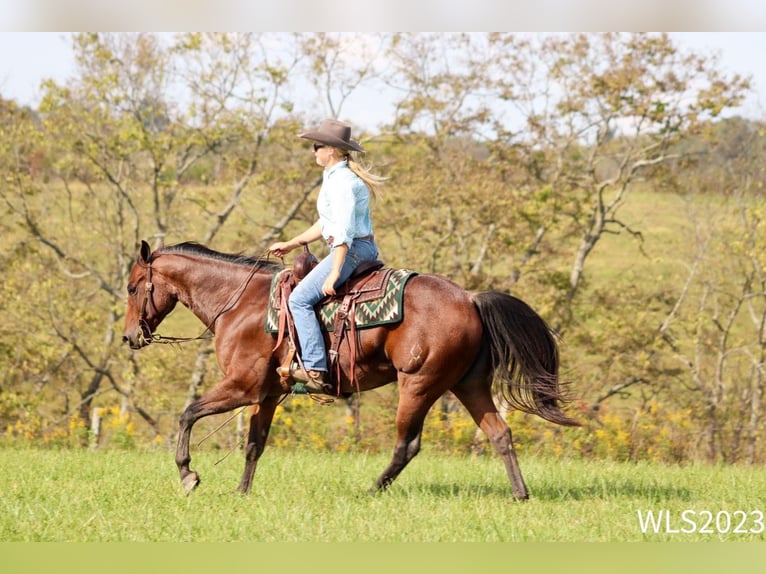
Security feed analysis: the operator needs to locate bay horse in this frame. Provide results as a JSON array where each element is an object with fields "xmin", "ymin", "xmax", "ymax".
[{"xmin": 122, "ymin": 240, "xmax": 579, "ymax": 500}]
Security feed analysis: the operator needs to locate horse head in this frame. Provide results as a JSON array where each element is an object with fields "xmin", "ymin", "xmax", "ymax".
[{"xmin": 122, "ymin": 240, "xmax": 179, "ymax": 349}]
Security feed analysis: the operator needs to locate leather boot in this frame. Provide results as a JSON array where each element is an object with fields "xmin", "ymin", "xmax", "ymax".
[{"xmin": 277, "ymin": 364, "xmax": 333, "ymax": 395}]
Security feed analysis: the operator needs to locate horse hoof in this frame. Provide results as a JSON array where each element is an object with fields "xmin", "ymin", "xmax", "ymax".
[{"xmin": 181, "ymin": 472, "xmax": 200, "ymax": 495}]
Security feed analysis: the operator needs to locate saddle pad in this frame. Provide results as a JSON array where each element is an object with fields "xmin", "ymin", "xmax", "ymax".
[{"xmin": 265, "ymin": 268, "xmax": 417, "ymax": 333}]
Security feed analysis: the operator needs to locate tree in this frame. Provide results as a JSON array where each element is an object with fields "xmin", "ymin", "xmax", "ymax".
[
  {"xmin": 380, "ymin": 33, "xmax": 510, "ymax": 282},
  {"xmin": 658, "ymin": 123, "xmax": 765, "ymax": 463},
  {"xmin": 0, "ymin": 33, "xmax": 315, "ymax": 442},
  {"xmin": 1, "ymin": 33, "xmax": 761, "ymax": 462},
  {"xmin": 377, "ymin": 33, "xmax": 751, "ymax": 443},
  {"xmin": 483, "ymin": 33, "xmax": 750, "ymax": 327}
]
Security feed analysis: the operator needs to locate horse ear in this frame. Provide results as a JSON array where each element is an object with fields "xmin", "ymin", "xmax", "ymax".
[{"xmin": 138, "ymin": 240, "xmax": 152, "ymax": 264}]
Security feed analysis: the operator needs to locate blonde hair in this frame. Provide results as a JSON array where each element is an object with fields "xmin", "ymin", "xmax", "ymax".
[
  {"xmin": 346, "ymin": 153, "xmax": 386, "ymax": 200},
  {"xmin": 329, "ymin": 147, "xmax": 386, "ymax": 200}
]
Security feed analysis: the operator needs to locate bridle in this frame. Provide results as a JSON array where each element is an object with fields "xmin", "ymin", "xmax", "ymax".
[
  {"xmin": 135, "ymin": 256, "xmax": 213, "ymax": 346},
  {"xmin": 135, "ymin": 258, "xmax": 161, "ymax": 346},
  {"xmin": 133, "ymin": 250, "xmax": 270, "ymax": 346}
]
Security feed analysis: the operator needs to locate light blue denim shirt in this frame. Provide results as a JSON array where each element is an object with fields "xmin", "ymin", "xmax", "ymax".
[{"xmin": 317, "ymin": 160, "xmax": 373, "ymax": 247}]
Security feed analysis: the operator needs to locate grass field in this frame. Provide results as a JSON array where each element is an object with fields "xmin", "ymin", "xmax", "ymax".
[{"xmin": 1, "ymin": 447, "xmax": 764, "ymax": 542}]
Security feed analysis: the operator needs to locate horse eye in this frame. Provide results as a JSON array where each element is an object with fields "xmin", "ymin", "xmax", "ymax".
[{"xmin": 127, "ymin": 284, "xmax": 137, "ymax": 296}]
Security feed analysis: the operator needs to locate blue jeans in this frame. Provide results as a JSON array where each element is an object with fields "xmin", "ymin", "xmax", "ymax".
[{"xmin": 288, "ymin": 239, "xmax": 379, "ymax": 371}]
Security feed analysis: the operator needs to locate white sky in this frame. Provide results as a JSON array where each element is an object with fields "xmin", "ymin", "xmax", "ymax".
[
  {"xmin": 1, "ymin": 32, "xmax": 764, "ymax": 125},
  {"xmin": 2, "ymin": 0, "xmax": 766, "ymax": 31}
]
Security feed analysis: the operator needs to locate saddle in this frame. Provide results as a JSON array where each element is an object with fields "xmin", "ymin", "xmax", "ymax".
[{"xmin": 271, "ymin": 244, "xmax": 406, "ymax": 395}]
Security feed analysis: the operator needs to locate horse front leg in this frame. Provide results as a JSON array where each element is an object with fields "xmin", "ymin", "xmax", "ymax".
[
  {"xmin": 175, "ymin": 402, "xmax": 205, "ymax": 494},
  {"xmin": 238, "ymin": 395, "xmax": 280, "ymax": 494},
  {"xmin": 174, "ymin": 378, "xmax": 254, "ymax": 495}
]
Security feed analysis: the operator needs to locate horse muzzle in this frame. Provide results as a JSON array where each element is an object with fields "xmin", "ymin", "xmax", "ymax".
[
  {"xmin": 122, "ymin": 321, "xmax": 154, "ymax": 349},
  {"xmin": 123, "ymin": 333, "xmax": 146, "ymax": 350}
]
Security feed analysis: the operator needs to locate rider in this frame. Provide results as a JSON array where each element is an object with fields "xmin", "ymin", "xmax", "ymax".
[{"xmin": 269, "ymin": 119, "xmax": 385, "ymax": 393}]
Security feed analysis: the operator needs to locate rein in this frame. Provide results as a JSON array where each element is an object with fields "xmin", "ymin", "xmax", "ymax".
[{"xmin": 137, "ymin": 250, "xmax": 272, "ymax": 346}]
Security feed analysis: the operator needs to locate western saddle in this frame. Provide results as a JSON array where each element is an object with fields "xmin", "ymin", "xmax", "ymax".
[{"xmin": 273, "ymin": 244, "xmax": 391, "ymax": 396}]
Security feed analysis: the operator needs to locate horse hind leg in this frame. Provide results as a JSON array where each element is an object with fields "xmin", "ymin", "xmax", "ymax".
[
  {"xmin": 373, "ymin": 423, "xmax": 423, "ymax": 492},
  {"xmin": 373, "ymin": 383, "xmax": 439, "ymax": 492},
  {"xmin": 451, "ymin": 382, "xmax": 529, "ymax": 501}
]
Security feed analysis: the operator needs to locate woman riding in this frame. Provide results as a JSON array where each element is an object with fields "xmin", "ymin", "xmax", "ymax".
[{"xmin": 269, "ymin": 119, "xmax": 385, "ymax": 393}]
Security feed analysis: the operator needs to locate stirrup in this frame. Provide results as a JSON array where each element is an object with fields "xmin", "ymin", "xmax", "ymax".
[{"xmin": 277, "ymin": 363, "xmax": 334, "ymax": 395}]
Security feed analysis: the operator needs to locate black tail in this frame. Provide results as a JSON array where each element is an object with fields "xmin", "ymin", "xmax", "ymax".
[{"xmin": 472, "ymin": 291, "xmax": 580, "ymax": 427}]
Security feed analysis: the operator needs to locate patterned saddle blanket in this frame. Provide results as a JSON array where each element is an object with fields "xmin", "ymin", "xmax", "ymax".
[{"xmin": 265, "ymin": 267, "xmax": 417, "ymax": 334}]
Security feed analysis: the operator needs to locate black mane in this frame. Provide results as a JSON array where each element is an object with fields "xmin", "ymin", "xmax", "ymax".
[{"xmin": 157, "ymin": 242, "xmax": 283, "ymax": 273}]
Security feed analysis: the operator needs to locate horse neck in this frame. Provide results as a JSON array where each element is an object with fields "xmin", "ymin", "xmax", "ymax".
[{"xmin": 155, "ymin": 254, "xmax": 272, "ymax": 328}]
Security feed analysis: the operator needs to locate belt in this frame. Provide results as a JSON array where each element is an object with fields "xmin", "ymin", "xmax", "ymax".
[{"xmin": 327, "ymin": 234, "xmax": 374, "ymax": 246}]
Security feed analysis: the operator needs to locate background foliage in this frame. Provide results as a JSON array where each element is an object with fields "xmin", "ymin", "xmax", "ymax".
[{"xmin": 1, "ymin": 32, "xmax": 764, "ymax": 465}]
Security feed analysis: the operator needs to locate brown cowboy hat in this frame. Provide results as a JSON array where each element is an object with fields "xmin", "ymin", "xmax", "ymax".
[{"xmin": 298, "ymin": 118, "xmax": 365, "ymax": 152}]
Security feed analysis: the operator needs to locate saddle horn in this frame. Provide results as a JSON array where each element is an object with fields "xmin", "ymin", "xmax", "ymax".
[{"xmin": 293, "ymin": 242, "xmax": 318, "ymax": 281}]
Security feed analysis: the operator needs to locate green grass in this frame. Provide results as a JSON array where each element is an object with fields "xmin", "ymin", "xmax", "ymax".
[
  {"xmin": 585, "ymin": 189, "xmax": 697, "ymax": 286},
  {"xmin": 1, "ymin": 447, "xmax": 764, "ymax": 542}
]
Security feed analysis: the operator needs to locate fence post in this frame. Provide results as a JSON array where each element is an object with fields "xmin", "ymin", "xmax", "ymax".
[{"xmin": 90, "ymin": 408, "xmax": 101, "ymax": 449}]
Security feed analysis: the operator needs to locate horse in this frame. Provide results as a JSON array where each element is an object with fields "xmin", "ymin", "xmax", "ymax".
[{"xmin": 122, "ymin": 240, "xmax": 579, "ymax": 500}]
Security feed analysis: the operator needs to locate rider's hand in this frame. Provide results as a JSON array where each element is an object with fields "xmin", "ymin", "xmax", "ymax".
[
  {"xmin": 269, "ymin": 241, "xmax": 293, "ymax": 258},
  {"xmin": 322, "ymin": 269, "xmax": 341, "ymax": 296}
]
